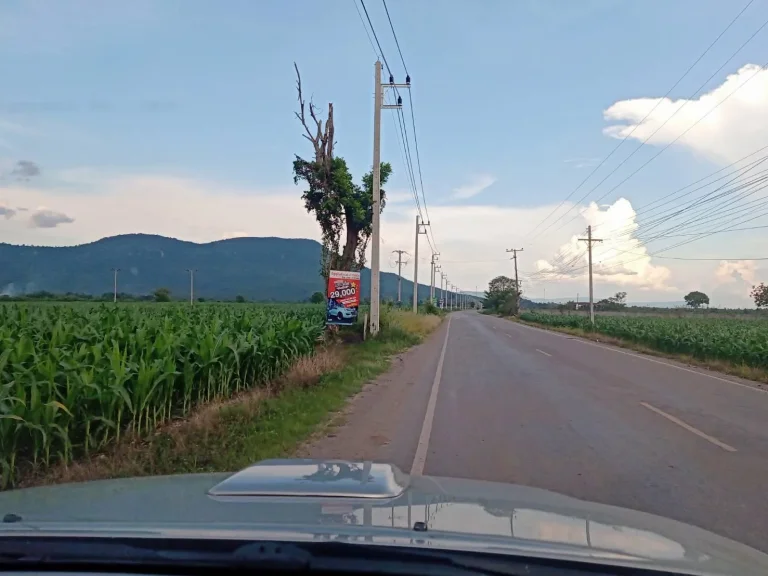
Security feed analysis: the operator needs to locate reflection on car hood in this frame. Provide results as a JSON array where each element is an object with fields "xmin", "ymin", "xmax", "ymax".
[{"xmin": 0, "ymin": 459, "xmax": 766, "ymax": 575}]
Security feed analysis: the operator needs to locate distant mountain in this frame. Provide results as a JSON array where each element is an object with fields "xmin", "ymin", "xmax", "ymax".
[{"xmin": 0, "ymin": 234, "xmax": 439, "ymax": 302}]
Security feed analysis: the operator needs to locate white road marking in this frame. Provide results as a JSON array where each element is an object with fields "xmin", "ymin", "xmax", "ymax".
[
  {"xmin": 509, "ymin": 320, "xmax": 768, "ymax": 395},
  {"xmin": 536, "ymin": 349, "xmax": 552, "ymax": 357},
  {"xmin": 640, "ymin": 402, "xmax": 737, "ymax": 452},
  {"xmin": 411, "ymin": 315, "xmax": 452, "ymax": 476}
]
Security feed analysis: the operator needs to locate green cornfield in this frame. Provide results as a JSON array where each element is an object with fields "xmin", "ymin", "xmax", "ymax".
[
  {"xmin": 520, "ymin": 311, "xmax": 768, "ymax": 368},
  {"xmin": 0, "ymin": 303, "xmax": 325, "ymax": 488}
]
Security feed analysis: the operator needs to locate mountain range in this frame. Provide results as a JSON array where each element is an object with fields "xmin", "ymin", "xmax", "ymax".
[{"xmin": 0, "ymin": 234, "xmax": 443, "ymax": 302}]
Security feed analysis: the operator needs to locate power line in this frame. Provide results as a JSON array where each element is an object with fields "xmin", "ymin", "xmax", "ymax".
[
  {"xmin": 359, "ymin": 0, "xmax": 393, "ymax": 75},
  {"xmin": 550, "ymin": 55, "xmax": 768, "ymax": 238},
  {"xmin": 353, "ymin": 0, "xmax": 379, "ymax": 58},
  {"xmin": 587, "ymin": 153, "xmax": 768, "ymax": 247},
  {"xmin": 382, "ymin": 0, "xmax": 408, "ymax": 74},
  {"xmin": 523, "ymin": 0, "xmax": 758, "ymax": 241},
  {"xmin": 379, "ymin": 0, "xmax": 436, "ymax": 249}
]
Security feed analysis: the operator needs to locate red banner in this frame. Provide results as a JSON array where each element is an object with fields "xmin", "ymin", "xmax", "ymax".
[{"xmin": 326, "ymin": 270, "xmax": 361, "ymax": 325}]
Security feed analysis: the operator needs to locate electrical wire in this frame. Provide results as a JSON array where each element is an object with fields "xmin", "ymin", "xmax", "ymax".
[
  {"xmin": 355, "ymin": 1, "xmax": 439, "ymax": 255},
  {"xmin": 382, "ymin": 0, "xmax": 408, "ymax": 74},
  {"xmin": 539, "ymin": 48, "xmax": 768, "ymax": 240},
  {"xmin": 353, "ymin": 0, "xmax": 380, "ymax": 59},
  {"xmin": 523, "ymin": 0, "xmax": 758, "ymax": 241},
  {"xmin": 359, "ymin": 0, "xmax": 393, "ymax": 76},
  {"xmin": 380, "ymin": 0, "xmax": 437, "ymax": 249}
]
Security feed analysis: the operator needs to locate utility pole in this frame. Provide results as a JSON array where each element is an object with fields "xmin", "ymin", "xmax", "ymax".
[
  {"xmin": 579, "ymin": 225, "xmax": 603, "ymax": 325},
  {"xmin": 440, "ymin": 272, "xmax": 446, "ymax": 308},
  {"xmin": 185, "ymin": 268, "xmax": 196, "ymax": 304},
  {"xmin": 371, "ymin": 62, "xmax": 410, "ymax": 336},
  {"xmin": 392, "ymin": 250, "xmax": 408, "ymax": 303},
  {"xmin": 430, "ymin": 253, "xmax": 439, "ymax": 303},
  {"xmin": 506, "ymin": 248, "xmax": 523, "ymax": 315},
  {"xmin": 413, "ymin": 215, "xmax": 429, "ymax": 313},
  {"xmin": 111, "ymin": 268, "xmax": 120, "ymax": 303}
]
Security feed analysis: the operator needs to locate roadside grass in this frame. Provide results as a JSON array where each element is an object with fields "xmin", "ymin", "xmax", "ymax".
[
  {"xmin": 20, "ymin": 312, "xmax": 437, "ymax": 487},
  {"xmin": 513, "ymin": 317, "xmax": 768, "ymax": 388}
]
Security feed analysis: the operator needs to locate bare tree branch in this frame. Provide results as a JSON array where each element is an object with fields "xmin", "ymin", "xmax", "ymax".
[{"xmin": 294, "ymin": 62, "xmax": 335, "ymax": 169}]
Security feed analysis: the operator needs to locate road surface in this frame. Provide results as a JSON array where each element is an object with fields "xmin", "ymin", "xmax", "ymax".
[{"xmin": 301, "ymin": 311, "xmax": 768, "ymax": 553}]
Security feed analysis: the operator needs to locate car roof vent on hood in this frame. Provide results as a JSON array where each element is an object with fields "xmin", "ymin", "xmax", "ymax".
[{"xmin": 208, "ymin": 459, "xmax": 408, "ymax": 499}]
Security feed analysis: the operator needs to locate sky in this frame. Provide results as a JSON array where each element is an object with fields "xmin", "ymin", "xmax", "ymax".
[{"xmin": 2, "ymin": 0, "xmax": 768, "ymax": 306}]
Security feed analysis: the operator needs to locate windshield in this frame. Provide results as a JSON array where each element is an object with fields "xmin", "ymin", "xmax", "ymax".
[{"xmin": 2, "ymin": 0, "xmax": 768, "ymax": 573}]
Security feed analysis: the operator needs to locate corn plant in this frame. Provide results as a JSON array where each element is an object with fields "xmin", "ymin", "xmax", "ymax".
[
  {"xmin": 0, "ymin": 303, "xmax": 325, "ymax": 488},
  {"xmin": 521, "ymin": 311, "xmax": 768, "ymax": 367}
]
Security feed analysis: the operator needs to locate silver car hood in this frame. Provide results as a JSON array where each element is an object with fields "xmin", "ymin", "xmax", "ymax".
[{"xmin": 0, "ymin": 459, "xmax": 765, "ymax": 575}]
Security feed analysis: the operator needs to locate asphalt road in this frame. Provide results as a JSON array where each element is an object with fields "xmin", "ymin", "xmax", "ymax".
[{"xmin": 303, "ymin": 311, "xmax": 768, "ymax": 553}]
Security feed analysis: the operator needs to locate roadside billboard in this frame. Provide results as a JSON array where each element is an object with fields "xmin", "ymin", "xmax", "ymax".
[{"xmin": 326, "ymin": 270, "xmax": 361, "ymax": 326}]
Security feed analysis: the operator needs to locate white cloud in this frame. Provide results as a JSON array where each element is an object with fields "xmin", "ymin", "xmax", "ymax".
[
  {"xmin": 564, "ymin": 157, "xmax": 601, "ymax": 169},
  {"xmin": 534, "ymin": 198, "xmax": 674, "ymax": 291},
  {"xmin": 383, "ymin": 189, "xmax": 413, "ymax": 204},
  {"xmin": 603, "ymin": 63, "xmax": 768, "ymax": 164},
  {"xmin": 451, "ymin": 174, "xmax": 496, "ymax": 199},
  {"xmin": 715, "ymin": 260, "xmax": 757, "ymax": 285},
  {"xmin": 1, "ymin": 170, "xmax": 762, "ymax": 306},
  {"xmin": 0, "ymin": 173, "xmax": 319, "ymax": 246}
]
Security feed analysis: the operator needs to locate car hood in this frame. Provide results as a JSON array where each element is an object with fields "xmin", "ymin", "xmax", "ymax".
[{"xmin": 0, "ymin": 459, "xmax": 766, "ymax": 576}]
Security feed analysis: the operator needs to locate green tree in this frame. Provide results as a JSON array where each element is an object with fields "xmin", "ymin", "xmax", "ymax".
[
  {"xmin": 751, "ymin": 283, "xmax": 768, "ymax": 308},
  {"xmin": 684, "ymin": 291, "xmax": 709, "ymax": 308},
  {"xmin": 153, "ymin": 287, "xmax": 171, "ymax": 302},
  {"xmin": 235, "ymin": 295, "xmax": 246, "ymax": 303},
  {"xmin": 309, "ymin": 291, "xmax": 325, "ymax": 304},
  {"xmin": 597, "ymin": 291, "xmax": 628, "ymax": 311},
  {"xmin": 484, "ymin": 275, "xmax": 520, "ymax": 315},
  {"xmin": 292, "ymin": 64, "xmax": 391, "ymax": 280}
]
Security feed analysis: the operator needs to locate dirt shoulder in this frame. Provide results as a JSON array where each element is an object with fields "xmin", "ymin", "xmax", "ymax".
[{"xmin": 297, "ymin": 316, "xmax": 449, "ymax": 473}]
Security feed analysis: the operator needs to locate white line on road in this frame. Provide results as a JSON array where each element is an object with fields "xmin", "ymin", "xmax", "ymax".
[
  {"xmin": 536, "ymin": 349, "xmax": 552, "ymax": 357},
  {"xmin": 411, "ymin": 315, "xmax": 452, "ymax": 476},
  {"xmin": 509, "ymin": 320, "xmax": 768, "ymax": 395},
  {"xmin": 640, "ymin": 402, "xmax": 737, "ymax": 452}
]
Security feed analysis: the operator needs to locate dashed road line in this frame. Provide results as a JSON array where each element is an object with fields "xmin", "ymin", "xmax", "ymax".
[
  {"xmin": 640, "ymin": 402, "xmax": 737, "ymax": 452},
  {"xmin": 536, "ymin": 349, "xmax": 552, "ymax": 357}
]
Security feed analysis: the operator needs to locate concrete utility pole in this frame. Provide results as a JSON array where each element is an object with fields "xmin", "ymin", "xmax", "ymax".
[
  {"xmin": 440, "ymin": 273, "xmax": 446, "ymax": 309},
  {"xmin": 371, "ymin": 62, "xmax": 410, "ymax": 336},
  {"xmin": 506, "ymin": 248, "xmax": 523, "ymax": 315},
  {"xmin": 392, "ymin": 250, "xmax": 408, "ymax": 303},
  {"xmin": 186, "ymin": 269, "xmax": 196, "ymax": 304},
  {"xmin": 430, "ymin": 253, "xmax": 439, "ymax": 303},
  {"xmin": 579, "ymin": 225, "xmax": 603, "ymax": 325},
  {"xmin": 413, "ymin": 215, "xmax": 430, "ymax": 313},
  {"xmin": 111, "ymin": 268, "xmax": 120, "ymax": 303}
]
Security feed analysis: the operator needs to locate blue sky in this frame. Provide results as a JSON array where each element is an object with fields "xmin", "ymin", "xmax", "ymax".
[{"xmin": 2, "ymin": 0, "xmax": 768, "ymax": 305}]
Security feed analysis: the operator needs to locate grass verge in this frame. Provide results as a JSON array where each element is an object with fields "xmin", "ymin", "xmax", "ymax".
[
  {"xmin": 513, "ymin": 317, "xmax": 768, "ymax": 388},
  {"xmin": 21, "ymin": 313, "xmax": 438, "ymax": 487}
]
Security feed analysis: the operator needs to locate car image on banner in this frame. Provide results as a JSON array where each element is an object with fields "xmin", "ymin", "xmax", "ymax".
[{"xmin": 326, "ymin": 270, "xmax": 360, "ymax": 326}]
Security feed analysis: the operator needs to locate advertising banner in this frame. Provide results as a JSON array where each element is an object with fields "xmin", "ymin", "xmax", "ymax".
[{"xmin": 326, "ymin": 270, "xmax": 361, "ymax": 326}]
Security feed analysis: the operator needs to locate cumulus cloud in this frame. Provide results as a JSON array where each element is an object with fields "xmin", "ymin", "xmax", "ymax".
[
  {"xmin": 534, "ymin": 198, "xmax": 674, "ymax": 291},
  {"xmin": 715, "ymin": 260, "xmax": 757, "ymax": 285},
  {"xmin": 28, "ymin": 208, "xmax": 75, "ymax": 228},
  {"xmin": 604, "ymin": 63, "xmax": 768, "ymax": 164},
  {"xmin": 452, "ymin": 174, "xmax": 496, "ymax": 199}
]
